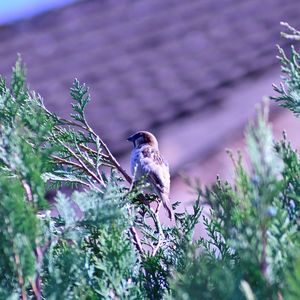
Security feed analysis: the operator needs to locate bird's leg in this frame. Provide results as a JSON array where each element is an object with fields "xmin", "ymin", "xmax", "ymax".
[
  {"xmin": 134, "ymin": 193, "xmax": 160, "ymax": 217},
  {"xmin": 129, "ymin": 179, "xmax": 138, "ymax": 193},
  {"xmin": 134, "ymin": 193, "xmax": 147, "ymax": 218},
  {"xmin": 155, "ymin": 199, "xmax": 162, "ymax": 215},
  {"xmin": 144, "ymin": 194, "xmax": 160, "ymax": 214}
]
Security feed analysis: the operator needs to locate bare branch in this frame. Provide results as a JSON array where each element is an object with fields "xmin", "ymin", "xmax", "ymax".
[
  {"xmin": 280, "ymin": 22, "xmax": 300, "ymax": 41},
  {"xmin": 4, "ymin": 216, "xmax": 26, "ymax": 300},
  {"xmin": 51, "ymin": 155, "xmax": 83, "ymax": 169},
  {"xmin": 21, "ymin": 179, "xmax": 33, "ymax": 202},
  {"xmin": 79, "ymin": 144, "xmax": 109, "ymax": 160},
  {"xmin": 58, "ymin": 140, "xmax": 106, "ymax": 187},
  {"xmin": 129, "ymin": 227, "xmax": 144, "ymax": 255},
  {"xmin": 83, "ymin": 124, "xmax": 132, "ymax": 184},
  {"xmin": 146, "ymin": 207, "xmax": 165, "ymax": 256}
]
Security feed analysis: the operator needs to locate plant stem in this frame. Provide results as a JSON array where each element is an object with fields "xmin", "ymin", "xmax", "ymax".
[
  {"xmin": 58, "ymin": 140, "xmax": 106, "ymax": 186},
  {"xmin": 83, "ymin": 122, "xmax": 132, "ymax": 184},
  {"xmin": 129, "ymin": 227, "xmax": 144, "ymax": 255},
  {"xmin": 260, "ymin": 224, "xmax": 268, "ymax": 278}
]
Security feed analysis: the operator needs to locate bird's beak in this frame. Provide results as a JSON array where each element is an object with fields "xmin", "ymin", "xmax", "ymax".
[{"xmin": 127, "ymin": 135, "xmax": 135, "ymax": 142}]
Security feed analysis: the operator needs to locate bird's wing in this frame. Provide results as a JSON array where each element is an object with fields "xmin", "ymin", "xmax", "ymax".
[
  {"xmin": 140, "ymin": 146, "xmax": 170, "ymax": 194},
  {"xmin": 140, "ymin": 146, "xmax": 173, "ymax": 220}
]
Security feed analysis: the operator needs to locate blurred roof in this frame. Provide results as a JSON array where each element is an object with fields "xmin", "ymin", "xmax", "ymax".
[
  {"xmin": 0, "ymin": 0, "xmax": 76, "ymax": 25},
  {"xmin": 0, "ymin": 0, "xmax": 299, "ymax": 173}
]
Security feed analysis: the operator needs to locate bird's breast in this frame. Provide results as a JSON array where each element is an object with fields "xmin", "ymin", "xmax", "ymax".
[{"xmin": 130, "ymin": 149, "xmax": 142, "ymax": 178}]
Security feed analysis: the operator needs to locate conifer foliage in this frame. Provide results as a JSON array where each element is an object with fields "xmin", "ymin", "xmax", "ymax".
[{"xmin": 0, "ymin": 23, "xmax": 300, "ymax": 299}]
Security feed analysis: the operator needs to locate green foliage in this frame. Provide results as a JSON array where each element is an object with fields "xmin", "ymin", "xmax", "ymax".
[
  {"xmin": 169, "ymin": 103, "xmax": 298, "ymax": 300},
  {"xmin": 1, "ymin": 22, "xmax": 300, "ymax": 299},
  {"xmin": 0, "ymin": 178, "xmax": 38, "ymax": 298},
  {"xmin": 285, "ymin": 256, "xmax": 300, "ymax": 300},
  {"xmin": 272, "ymin": 22, "xmax": 300, "ymax": 116},
  {"xmin": 275, "ymin": 135, "xmax": 300, "ymax": 223},
  {"xmin": 169, "ymin": 251, "xmax": 240, "ymax": 300},
  {"xmin": 168, "ymin": 23, "xmax": 300, "ymax": 299}
]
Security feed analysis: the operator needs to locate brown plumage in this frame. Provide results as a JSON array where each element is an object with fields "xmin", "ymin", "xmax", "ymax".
[{"xmin": 127, "ymin": 131, "xmax": 174, "ymax": 220}]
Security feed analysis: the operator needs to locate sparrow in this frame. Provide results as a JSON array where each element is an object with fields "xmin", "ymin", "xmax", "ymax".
[{"xmin": 127, "ymin": 131, "xmax": 174, "ymax": 220}]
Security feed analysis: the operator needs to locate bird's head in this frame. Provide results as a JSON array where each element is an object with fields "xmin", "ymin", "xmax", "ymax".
[{"xmin": 127, "ymin": 131, "xmax": 159, "ymax": 149}]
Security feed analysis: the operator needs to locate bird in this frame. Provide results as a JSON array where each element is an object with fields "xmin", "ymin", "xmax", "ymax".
[{"xmin": 127, "ymin": 131, "xmax": 174, "ymax": 220}]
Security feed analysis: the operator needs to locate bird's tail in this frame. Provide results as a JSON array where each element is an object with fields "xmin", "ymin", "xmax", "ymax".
[{"xmin": 161, "ymin": 194, "xmax": 174, "ymax": 221}]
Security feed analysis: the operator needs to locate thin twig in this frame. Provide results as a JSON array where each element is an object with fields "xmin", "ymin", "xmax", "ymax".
[
  {"xmin": 29, "ymin": 279, "xmax": 39, "ymax": 300},
  {"xmin": 14, "ymin": 252, "xmax": 26, "ymax": 300},
  {"xmin": 21, "ymin": 179, "xmax": 33, "ymax": 202},
  {"xmin": 79, "ymin": 144, "xmax": 115, "ymax": 167},
  {"xmin": 81, "ymin": 119, "xmax": 132, "ymax": 184},
  {"xmin": 51, "ymin": 155, "xmax": 111, "ymax": 189},
  {"xmin": 50, "ymin": 176, "xmax": 92, "ymax": 188},
  {"xmin": 280, "ymin": 22, "xmax": 300, "ymax": 41},
  {"xmin": 37, "ymin": 100, "xmax": 85, "ymax": 130},
  {"xmin": 19, "ymin": 179, "xmax": 43, "ymax": 299},
  {"xmin": 51, "ymin": 155, "xmax": 82, "ymax": 169},
  {"xmin": 281, "ymin": 33, "xmax": 300, "ymax": 41},
  {"xmin": 99, "ymin": 141, "xmax": 132, "ymax": 184},
  {"xmin": 79, "ymin": 144, "xmax": 109, "ymax": 160},
  {"xmin": 4, "ymin": 216, "xmax": 26, "ymax": 300},
  {"xmin": 74, "ymin": 142, "xmax": 105, "ymax": 185},
  {"xmin": 32, "ymin": 244, "xmax": 43, "ymax": 300},
  {"xmin": 58, "ymin": 140, "xmax": 106, "ymax": 186},
  {"xmin": 59, "ymin": 118, "xmax": 88, "ymax": 129},
  {"xmin": 39, "ymin": 92, "xmax": 132, "ymax": 184},
  {"xmin": 260, "ymin": 224, "xmax": 268, "ymax": 278},
  {"xmin": 147, "ymin": 207, "xmax": 164, "ymax": 256},
  {"xmin": 129, "ymin": 227, "xmax": 144, "ymax": 255}
]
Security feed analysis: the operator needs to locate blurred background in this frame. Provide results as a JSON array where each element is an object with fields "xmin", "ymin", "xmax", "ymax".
[{"xmin": 1, "ymin": 0, "xmax": 300, "ymax": 204}]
